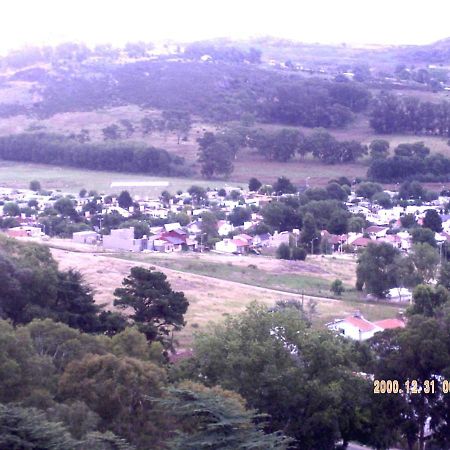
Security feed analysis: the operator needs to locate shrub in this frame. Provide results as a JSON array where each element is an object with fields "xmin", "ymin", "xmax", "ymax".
[
  {"xmin": 276, "ymin": 243, "xmax": 291, "ymax": 260},
  {"xmin": 291, "ymin": 246, "xmax": 307, "ymax": 261},
  {"xmin": 331, "ymin": 279, "xmax": 344, "ymax": 296}
]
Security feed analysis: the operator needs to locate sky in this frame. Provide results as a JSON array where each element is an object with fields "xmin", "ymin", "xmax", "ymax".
[{"xmin": 1, "ymin": 0, "xmax": 449, "ymax": 53}]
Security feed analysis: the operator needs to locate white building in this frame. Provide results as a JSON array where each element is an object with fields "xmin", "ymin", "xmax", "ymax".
[
  {"xmin": 215, "ymin": 238, "xmax": 248, "ymax": 254},
  {"xmin": 327, "ymin": 312, "xmax": 406, "ymax": 341},
  {"xmin": 327, "ymin": 313, "xmax": 383, "ymax": 341},
  {"xmin": 72, "ymin": 230, "xmax": 100, "ymax": 244}
]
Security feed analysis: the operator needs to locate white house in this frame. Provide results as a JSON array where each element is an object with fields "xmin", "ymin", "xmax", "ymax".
[
  {"xmin": 327, "ymin": 312, "xmax": 406, "ymax": 341},
  {"xmin": 103, "ymin": 227, "xmax": 147, "ymax": 252},
  {"xmin": 164, "ymin": 222, "xmax": 182, "ymax": 232},
  {"xmin": 269, "ymin": 231, "xmax": 290, "ymax": 247},
  {"xmin": 215, "ymin": 238, "xmax": 248, "ymax": 254},
  {"xmin": 327, "ymin": 313, "xmax": 383, "ymax": 341},
  {"xmin": 186, "ymin": 220, "xmax": 202, "ymax": 234}
]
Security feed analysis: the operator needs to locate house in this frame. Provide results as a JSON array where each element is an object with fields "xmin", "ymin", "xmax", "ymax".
[
  {"xmin": 186, "ymin": 220, "xmax": 202, "ymax": 234},
  {"xmin": 217, "ymin": 220, "xmax": 234, "ymax": 236},
  {"xmin": 72, "ymin": 230, "xmax": 100, "ymax": 244},
  {"xmin": 103, "ymin": 206, "xmax": 132, "ymax": 218},
  {"xmin": 253, "ymin": 233, "xmax": 272, "ymax": 247},
  {"xmin": 373, "ymin": 318, "xmax": 406, "ymax": 330},
  {"xmin": 164, "ymin": 222, "xmax": 182, "ymax": 232},
  {"xmin": 215, "ymin": 238, "xmax": 249, "ymax": 254},
  {"xmin": 269, "ymin": 231, "xmax": 290, "ymax": 247},
  {"xmin": 148, "ymin": 209, "xmax": 169, "ymax": 219},
  {"xmin": 365, "ymin": 225, "xmax": 389, "ymax": 239},
  {"xmin": 103, "ymin": 227, "xmax": 147, "ymax": 252},
  {"xmin": 234, "ymin": 233, "xmax": 253, "ymax": 246},
  {"xmin": 348, "ymin": 236, "xmax": 372, "ymax": 250},
  {"xmin": 327, "ymin": 313, "xmax": 382, "ymax": 341},
  {"xmin": 378, "ymin": 234, "xmax": 402, "ymax": 249},
  {"xmin": 4, "ymin": 226, "xmax": 42, "ymax": 238},
  {"xmin": 152, "ymin": 238, "xmax": 175, "ymax": 253},
  {"xmin": 321, "ymin": 231, "xmax": 347, "ymax": 252},
  {"xmin": 160, "ymin": 235, "xmax": 184, "ymax": 251},
  {"xmin": 327, "ymin": 312, "xmax": 406, "ymax": 341}
]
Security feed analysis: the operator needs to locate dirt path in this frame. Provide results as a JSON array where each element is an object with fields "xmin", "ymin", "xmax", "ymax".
[{"xmin": 51, "ymin": 248, "xmax": 340, "ymax": 305}]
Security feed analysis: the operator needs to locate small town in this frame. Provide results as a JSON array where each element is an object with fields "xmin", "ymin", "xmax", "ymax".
[
  {"xmin": 1, "ymin": 176, "xmax": 449, "ymax": 344},
  {"xmin": 2, "ymin": 2, "xmax": 450, "ymax": 448}
]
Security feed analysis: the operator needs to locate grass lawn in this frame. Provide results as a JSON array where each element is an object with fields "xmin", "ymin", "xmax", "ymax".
[
  {"xmin": 0, "ymin": 160, "xmax": 241, "ymax": 196},
  {"xmin": 115, "ymin": 251, "xmax": 369, "ymax": 305}
]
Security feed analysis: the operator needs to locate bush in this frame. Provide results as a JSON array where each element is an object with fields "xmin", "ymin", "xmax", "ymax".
[
  {"xmin": 276, "ymin": 243, "xmax": 291, "ymax": 260},
  {"xmin": 29, "ymin": 180, "xmax": 41, "ymax": 191},
  {"xmin": 291, "ymin": 246, "xmax": 307, "ymax": 261},
  {"xmin": 331, "ymin": 279, "xmax": 344, "ymax": 296}
]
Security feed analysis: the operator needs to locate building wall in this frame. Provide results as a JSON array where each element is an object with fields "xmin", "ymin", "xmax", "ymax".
[
  {"xmin": 328, "ymin": 322, "xmax": 378, "ymax": 341},
  {"xmin": 73, "ymin": 231, "xmax": 99, "ymax": 244},
  {"xmin": 103, "ymin": 228, "xmax": 146, "ymax": 251},
  {"xmin": 215, "ymin": 239, "xmax": 237, "ymax": 253}
]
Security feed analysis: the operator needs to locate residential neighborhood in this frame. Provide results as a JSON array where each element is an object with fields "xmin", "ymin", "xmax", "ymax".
[{"xmin": 1, "ymin": 181, "xmax": 450, "ymax": 261}]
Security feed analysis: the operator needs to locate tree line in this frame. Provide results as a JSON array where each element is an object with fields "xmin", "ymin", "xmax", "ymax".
[
  {"xmin": 0, "ymin": 133, "xmax": 191, "ymax": 176},
  {"xmin": 370, "ymin": 91, "xmax": 450, "ymax": 136},
  {"xmin": 183, "ymin": 42, "xmax": 262, "ymax": 63},
  {"xmin": 368, "ymin": 152, "xmax": 450, "ymax": 182},
  {"xmin": 197, "ymin": 127, "xmax": 369, "ymax": 178}
]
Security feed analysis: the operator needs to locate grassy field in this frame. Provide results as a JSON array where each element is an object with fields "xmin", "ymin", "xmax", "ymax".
[
  {"xmin": 0, "ymin": 160, "xmax": 241, "ymax": 196},
  {"xmin": 116, "ymin": 251, "xmax": 360, "ymax": 300},
  {"xmin": 46, "ymin": 243, "xmax": 403, "ymax": 346}
]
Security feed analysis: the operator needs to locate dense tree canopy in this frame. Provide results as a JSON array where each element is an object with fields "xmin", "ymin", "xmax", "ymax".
[
  {"xmin": 197, "ymin": 132, "xmax": 235, "ymax": 178},
  {"xmin": 189, "ymin": 303, "xmax": 371, "ymax": 450},
  {"xmin": 0, "ymin": 133, "xmax": 188, "ymax": 176},
  {"xmin": 370, "ymin": 91, "xmax": 450, "ymax": 136},
  {"xmin": 356, "ymin": 242, "xmax": 400, "ymax": 297}
]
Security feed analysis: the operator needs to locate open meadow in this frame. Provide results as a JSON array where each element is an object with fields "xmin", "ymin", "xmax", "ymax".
[
  {"xmin": 45, "ymin": 241, "xmax": 404, "ymax": 347},
  {"xmin": 0, "ymin": 160, "xmax": 241, "ymax": 195}
]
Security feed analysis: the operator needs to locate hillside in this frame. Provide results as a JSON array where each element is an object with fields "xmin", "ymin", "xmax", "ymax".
[{"xmin": 0, "ymin": 38, "xmax": 449, "ymax": 188}]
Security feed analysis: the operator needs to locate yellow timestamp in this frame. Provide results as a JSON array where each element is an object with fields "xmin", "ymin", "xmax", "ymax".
[{"xmin": 373, "ymin": 379, "xmax": 450, "ymax": 395}]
